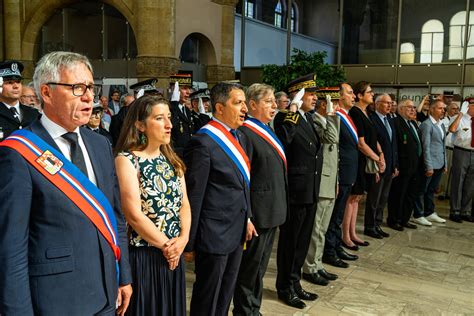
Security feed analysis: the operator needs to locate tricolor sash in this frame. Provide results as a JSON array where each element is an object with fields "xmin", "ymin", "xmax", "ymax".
[
  {"xmin": 0, "ymin": 129, "xmax": 121, "ymax": 277},
  {"xmin": 197, "ymin": 120, "xmax": 250, "ymax": 187},
  {"xmin": 336, "ymin": 109, "xmax": 359, "ymax": 144},
  {"xmin": 242, "ymin": 118, "xmax": 287, "ymax": 168}
]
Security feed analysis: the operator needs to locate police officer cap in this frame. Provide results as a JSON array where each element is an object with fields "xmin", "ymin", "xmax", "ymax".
[
  {"xmin": 190, "ymin": 88, "xmax": 210, "ymax": 100},
  {"xmin": 92, "ymin": 102, "xmax": 104, "ymax": 113},
  {"xmin": 315, "ymin": 87, "xmax": 340, "ymax": 101},
  {"xmin": 0, "ymin": 60, "xmax": 24, "ymax": 80},
  {"xmin": 285, "ymin": 73, "xmax": 318, "ymax": 94},
  {"xmin": 129, "ymin": 78, "xmax": 160, "ymax": 93}
]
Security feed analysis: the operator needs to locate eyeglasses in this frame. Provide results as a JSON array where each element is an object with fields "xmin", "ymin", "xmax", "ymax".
[{"xmin": 47, "ymin": 82, "xmax": 102, "ymax": 97}]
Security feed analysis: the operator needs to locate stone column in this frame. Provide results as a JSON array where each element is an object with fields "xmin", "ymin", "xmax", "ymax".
[
  {"xmin": 4, "ymin": 0, "xmax": 22, "ymax": 59},
  {"xmin": 208, "ymin": 0, "xmax": 239, "ymax": 85},
  {"xmin": 135, "ymin": 0, "xmax": 180, "ymax": 88}
]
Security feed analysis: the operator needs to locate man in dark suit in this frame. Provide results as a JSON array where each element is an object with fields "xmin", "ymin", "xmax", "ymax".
[
  {"xmin": 184, "ymin": 82, "xmax": 252, "ymax": 316},
  {"xmin": 0, "ymin": 60, "xmax": 39, "ymax": 140},
  {"xmin": 273, "ymin": 73, "xmax": 322, "ymax": 309},
  {"xmin": 387, "ymin": 99, "xmax": 423, "ymax": 230},
  {"xmin": 85, "ymin": 103, "xmax": 113, "ymax": 145},
  {"xmin": 109, "ymin": 92, "xmax": 135, "ymax": 147},
  {"xmin": 233, "ymin": 83, "xmax": 288, "ymax": 316},
  {"xmin": 364, "ymin": 94, "xmax": 398, "ymax": 238},
  {"xmin": 0, "ymin": 51, "xmax": 132, "ymax": 315},
  {"xmin": 323, "ymin": 83, "xmax": 359, "ymax": 269}
]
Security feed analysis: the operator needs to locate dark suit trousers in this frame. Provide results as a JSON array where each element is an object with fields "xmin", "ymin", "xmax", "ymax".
[
  {"xmin": 365, "ymin": 172, "xmax": 393, "ymax": 229},
  {"xmin": 276, "ymin": 203, "xmax": 316, "ymax": 293},
  {"xmin": 233, "ymin": 227, "xmax": 276, "ymax": 316},
  {"xmin": 388, "ymin": 168, "xmax": 420, "ymax": 225},
  {"xmin": 324, "ymin": 185, "xmax": 352, "ymax": 257},
  {"xmin": 190, "ymin": 245, "xmax": 243, "ymax": 316}
]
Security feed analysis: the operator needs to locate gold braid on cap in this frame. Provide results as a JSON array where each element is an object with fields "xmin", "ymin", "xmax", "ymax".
[{"xmin": 288, "ymin": 79, "xmax": 317, "ymax": 94}]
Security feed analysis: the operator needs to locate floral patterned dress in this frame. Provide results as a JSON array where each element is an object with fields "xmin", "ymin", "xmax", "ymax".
[{"xmin": 119, "ymin": 151, "xmax": 183, "ymax": 246}]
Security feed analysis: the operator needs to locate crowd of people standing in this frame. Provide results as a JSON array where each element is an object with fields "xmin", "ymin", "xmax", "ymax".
[{"xmin": 0, "ymin": 51, "xmax": 473, "ymax": 316}]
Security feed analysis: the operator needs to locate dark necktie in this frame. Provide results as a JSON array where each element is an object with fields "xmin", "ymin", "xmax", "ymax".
[
  {"xmin": 471, "ymin": 117, "xmax": 474, "ymax": 147},
  {"xmin": 230, "ymin": 129, "xmax": 239, "ymax": 141},
  {"xmin": 62, "ymin": 132, "xmax": 88, "ymax": 176},
  {"xmin": 409, "ymin": 121, "xmax": 422, "ymax": 156},
  {"xmin": 10, "ymin": 107, "xmax": 20, "ymax": 123},
  {"xmin": 181, "ymin": 106, "xmax": 187, "ymax": 119}
]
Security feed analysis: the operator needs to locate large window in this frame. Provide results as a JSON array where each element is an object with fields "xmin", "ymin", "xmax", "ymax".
[
  {"xmin": 245, "ymin": 0, "xmax": 255, "ymax": 19},
  {"xmin": 420, "ymin": 19, "xmax": 444, "ymax": 63},
  {"xmin": 275, "ymin": 1, "xmax": 283, "ymax": 28},
  {"xmin": 400, "ymin": 42, "xmax": 415, "ymax": 63},
  {"xmin": 291, "ymin": 3, "xmax": 298, "ymax": 32},
  {"xmin": 449, "ymin": 11, "xmax": 474, "ymax": 60}
]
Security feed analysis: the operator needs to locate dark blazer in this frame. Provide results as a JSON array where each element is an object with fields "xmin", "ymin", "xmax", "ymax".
[
  {"xmin": 393, "ymin": 116, "xmax": 421, "ymax": 175},
  {"xmin": 109, "ymin": 106, "xmax": 129, "ymax": 147},
  {"xmin": 170, "ymin": 101, "xmax": 196, "ymax": 157},
  {"xmin": 337, "ymin": 112, "xmax": 359, "ymax": 186},
  {"xmin": 0, "ymin": 120, "xmax": 131, "ymax": 315},
  {"xmin": 273, "ymin": 111, "xmax": 323, "ymax": 205},
  {"xmin": 184, "ymin": 128, "xmax": 251, "ymax": 254},
  {"xmin": 0, "ymin": 102, "xmax": 39, "ymax": 139},
  {"xmin": 85, "ymin": 125, "xmax": 113, "ymax": 145},
  {"xmin": 369, "ymin": 112, "xmax": 399, "ymax": 175},
  {"xmin": 239, "ymin": 124, "xmax": 287, "ymax": 229}
]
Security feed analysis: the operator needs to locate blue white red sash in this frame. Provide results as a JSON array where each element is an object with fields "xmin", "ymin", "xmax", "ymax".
[
  {"xmin": 242, "ymin": 117, "xmax": 287, "ymax": 168},
  {"xmin": 198, "ymin": 120, "xmax": 251, "ymax": 187},
  {"xmin": 336, "ymin": 109, "xmax": 359, "ymax": 144},
  {"xmin": 0, "ymin": 129, "xmax": 121, "ymax": 278}
]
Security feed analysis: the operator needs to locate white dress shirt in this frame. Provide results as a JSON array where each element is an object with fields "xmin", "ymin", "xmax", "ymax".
[
  {"xmin": 40, "ymin": 114, "xmax": 97, "ymax": 185},
  {"xmin": 3, "ymin": 101, "xmax": 22, "ymax": 121},
  {"xmin": 450, "ymin": 113, "xmax": 473, "ymax": 150}
]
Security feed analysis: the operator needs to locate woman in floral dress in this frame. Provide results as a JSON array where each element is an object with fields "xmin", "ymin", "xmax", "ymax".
[{"xmin": 114, "ymin": 96, "xmax": 191, "ymax": 316}]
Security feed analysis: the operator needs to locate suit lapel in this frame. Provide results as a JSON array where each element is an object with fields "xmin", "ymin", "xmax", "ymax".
[
  {"xmin": 299, "ymin": 113, "xmax": 318, "ymax": 143},
  {"xmin": 0, "ymin": 102, "xmax": 17, "ymax": 122},
  {"xmin": 29, "ymin": 120, "xmax": 62, "ymax": 152}
]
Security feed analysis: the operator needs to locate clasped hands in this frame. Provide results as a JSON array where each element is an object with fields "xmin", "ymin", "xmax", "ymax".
[{"xmin": 161, "ymin": 236, "xmax": 187, "ymax": 270}]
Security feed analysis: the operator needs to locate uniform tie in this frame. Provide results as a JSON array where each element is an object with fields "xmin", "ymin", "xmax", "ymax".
[
  {"xmin": 9, "ymin": 107, "xmax": 20, "ymax": 123},
  {"xmin": 62, "ymin": 132, "xmax": 88, "ymax": 176}
]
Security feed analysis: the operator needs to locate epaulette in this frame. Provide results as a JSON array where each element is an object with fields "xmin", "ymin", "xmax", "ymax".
[{"xmin": 283, "ymin": 111, "xmax": 300, "ymax": 125}]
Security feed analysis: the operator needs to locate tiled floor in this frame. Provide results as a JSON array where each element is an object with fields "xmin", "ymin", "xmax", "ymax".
[{"xmin": 185, "ymin": 200, "xmax": 474, "ymax": 315}]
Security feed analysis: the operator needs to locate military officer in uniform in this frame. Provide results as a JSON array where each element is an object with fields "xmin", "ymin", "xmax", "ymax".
[
  {"xmin": 189, "ymin": 88, "xmax": 211, "ymax": 130},
  {"xmin": 0, "ymin": 60, "xmax": 39, "ymax": 140}
]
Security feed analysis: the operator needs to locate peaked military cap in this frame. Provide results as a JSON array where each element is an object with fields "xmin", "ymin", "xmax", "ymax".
[
  {"xmin": 190, "ymin": 88, "xmax": 210, "ymax": 100},
  {"xmin": 0, "ymin": 60, "xmax": 24, "ymax": 80},
  {"xmin": 129, "ymin": 78, "xmax": 161, "ymax": 94},
  {"xmin": 285, "ymin": 73, "xmax": 318, "ymax": 94},
  {"xmin": 316, "ymin": 87, "xmax": 340, "ymax": 101}
]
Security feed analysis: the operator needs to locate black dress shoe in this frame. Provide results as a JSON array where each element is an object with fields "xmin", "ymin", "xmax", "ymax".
[
  {"xmin": 353, "ymin": 240, "xmax": 370, "ymax": 247},
  {"xmin": 387, "ymin": 222, "xmax": 404, "ymax": 231},
  {"xmin": 318, "ymin": 268, "xmax": 338, "ymax": 280},
  {"xmin": 403, "ymin": 222, "xmax": 417, "ymax": 229},
  {"xmin": 449, "ymin": 214, "xmax": 463, "ymax": 223},
  {"xmin": 278, "ymin": 291, "xmax": 306, "ymax": 309},
  {"xmin": 336, "ymin": 248, "xmax": 358, "ymax": 261},
  {"xmin": 461, "ymin": 215, "xmax": 474, "ymax": 222},
  {"xmin": 322, "ymin": 255, "xmax": 349, "ymax": 268},
  {"xmin": 302, "ymin": 272, "xmax": 329, "ymax": 286},
  {"xmin": 375, "ymin": 226, "xmax": 390, "ymax": 238},
  {"xmin": 364, "ymin": 228, "xmax": 383, "ymax": 239},
  {"xmin": 342, "ymin": 241, "xmax": 359, "ymax": 251},
  {"xmin": 294, "ymin": 287, "xmax": 318, "ymax": 301}
]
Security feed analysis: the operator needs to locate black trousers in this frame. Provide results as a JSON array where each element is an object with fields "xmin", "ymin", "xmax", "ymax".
[
  {"xmin": 365, "ymin": 171, "xmax": 393, "ymax": 229},
  {"xmin": 387, "ymin": 166, "xmax": 422, "ymax": 225},
  {"xmin": 276, "ymin": 203, "xmax": 316, "ymax": 294},
  {"xmin": 324, "ymin": 184, "xmax": 352, "ymax": 257},
  {"xmin": 190, "ymin": 245, "xmax": 243, "ymax": 316},
  {"xmin": 233, "ymin": 227, "xmax": 277, "ymax": 316}
]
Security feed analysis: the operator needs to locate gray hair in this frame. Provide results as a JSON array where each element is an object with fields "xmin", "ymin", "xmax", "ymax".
[
  {"xmin": 120, "ymin": 93, "xmax": 134, "ymax": 107},
  {"xmin": 374, "ymin": 93, "xmax": 391, "ymax": 103},
  {"xmin": 246, "ymin": 83, "xmax": 274, "ymax": 104},
  {"xmin": 275, "ymin": 91, "xmax": 288, "ymax": 100},
  {"xmin": 33, "ymin": 51, "xmax": 93, "ymax": 103}
]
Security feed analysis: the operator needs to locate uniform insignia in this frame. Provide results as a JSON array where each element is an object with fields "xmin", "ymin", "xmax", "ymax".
[
  {"xmin": 36, "ymin": 150, "xmax": 63, "ymax": 175},
  {"xmin": 11, "ymin": 63, "xmax": 18, "ymax": 72},
  {"xmin": 283, "ymin": 112, "xmax": 300, "ymax": 125}
]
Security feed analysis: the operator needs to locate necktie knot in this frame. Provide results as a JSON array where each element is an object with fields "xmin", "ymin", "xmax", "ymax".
[
  {"xmin": 62, "ymin": 132, "xmax": 79, "ymax": 144},
  {"xmin": 230, "ymin": 129, "xmax": 238, "ymax": 140},
  {"xmin": 10, "ymin": 107, "xmax": 20, "ymax": 123},
  {"xmin": 62, "ymin": 132, "xmax": 88, "ymax": 176}
]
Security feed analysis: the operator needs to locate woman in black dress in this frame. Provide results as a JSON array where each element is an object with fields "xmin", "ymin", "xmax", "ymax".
[
  {"xmin": 342, "ymin": 81, "xmax": 385, "ymax": 249},
  {"xmin": 115, "ymin": 96, "xmax": 191, "ymax": 316}
]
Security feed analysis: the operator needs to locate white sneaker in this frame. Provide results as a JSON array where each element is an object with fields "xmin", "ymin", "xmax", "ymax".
[
  {"xmin": 426, "ymin": 212, "xmax": 446, "ymax": 223},
  {"xmin": 413, "ymin": 217, "xmax": 432, "ymax": 226}
]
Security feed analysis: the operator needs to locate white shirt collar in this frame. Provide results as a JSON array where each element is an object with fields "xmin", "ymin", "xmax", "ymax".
[
  {"xmin": 40, "ymin": 113, "xmax": 80, "ymax": 140},
  {"xmin": 212, "ymin": 117, "xmax": 232, "ymax": 131},
  {"xmin": 429, "ymin": 115, "xmax": 440, "ymax": 125},
  {"xmin": 375, "ymin": 110, "xmax": 386, "ymax": 121}
]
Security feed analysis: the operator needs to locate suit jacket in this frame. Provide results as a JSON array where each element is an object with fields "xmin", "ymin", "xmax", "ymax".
[
  {"xmin": 183, "ymin": 127, "xmax": 251, "ymax": 254},
  {"xmin": 369, "ymin": 112, "xmax": 399, "ymax": 175},
  {"xmin": 239, "ymin": 124, "xmax": 287, "ymax": 229},
  {"xmin": 0, "ymin": 120, "xmax": 131, "ymax": 316},
  {"xmin": 393, "ymin": 116, "xmax": 421, "ymax": 175},
  {"xmin": 337, "ymin": 111, "xmax": 359, "ymax": 186},
  {"xmin": 0, "ymin": 102, "xmax": 39, "ymax": 139},
  {"xmin": 420, "ymin": 118, "xmax": 447, "ymax": 171},
  {"xmin": 274, "ymin": 111, "xmax": 323, "ymax": 205},
  {"xmin": 312, "ymin": 113, "xmax": 340, "ymax": 199},
  {"xmin": 109, "ymin": 106, "xmax": 129, "ymax": 147},
  {"xmin": 85, "ymin": 125, "xmax": 113, "ymax": 145},
  {"xmin": 171, "ymin": 101, "xmax": 198, "ymax": 157}
]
